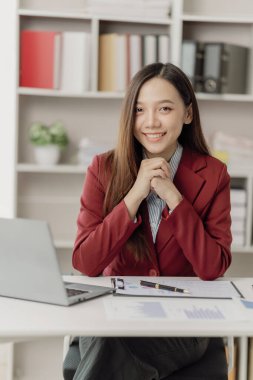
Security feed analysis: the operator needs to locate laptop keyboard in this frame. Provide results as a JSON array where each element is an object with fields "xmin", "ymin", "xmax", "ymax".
[{"xmin": 66, "ymin": 288, "xmax": 89, "ymax": 297}]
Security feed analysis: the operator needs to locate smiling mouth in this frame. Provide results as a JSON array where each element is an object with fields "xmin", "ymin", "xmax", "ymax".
[{"xmin": 144, "ymin": 132, "xmax": 166, "ymax": 140}]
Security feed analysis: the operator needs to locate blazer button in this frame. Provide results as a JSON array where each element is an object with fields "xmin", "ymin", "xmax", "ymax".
[{"xmin": 149, "ymin": 269, "xmax": 157, "ymax": 276}]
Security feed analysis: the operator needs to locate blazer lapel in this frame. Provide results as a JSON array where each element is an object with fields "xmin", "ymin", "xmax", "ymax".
[
  {"xmin": 156, "ymin": 148, "xmax": 207, "ymax": 251},
  {"xmin": 175, "ymin": 147, "xmax": 207, "ymax": 203}
]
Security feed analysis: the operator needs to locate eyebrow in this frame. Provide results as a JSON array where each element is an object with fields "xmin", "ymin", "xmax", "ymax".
[{"xmin": 136, "ymin": 99, "xmax": 175, "ymax": 105}]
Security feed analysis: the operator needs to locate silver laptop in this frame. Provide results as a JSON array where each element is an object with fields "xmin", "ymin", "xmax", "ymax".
[{"xmin": 0, "ymin": 218, "xmax": 113, "ymax": 306}]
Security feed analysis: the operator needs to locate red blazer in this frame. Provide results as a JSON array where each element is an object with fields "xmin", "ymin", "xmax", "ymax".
[{"xmin": 73, "ymin": 148, "xmax": 232, "ymax": 280}]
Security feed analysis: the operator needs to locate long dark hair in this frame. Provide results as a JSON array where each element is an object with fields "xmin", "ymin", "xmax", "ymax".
[{"xmin": 103, "ymin": 63, "xmax": 210, "ymax": 260}]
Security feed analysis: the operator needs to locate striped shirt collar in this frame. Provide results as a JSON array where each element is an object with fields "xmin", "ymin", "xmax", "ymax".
[
  {"xmin": 169, "ymin": 143, "xmax": 183, "ymax": 180},
  {"xmin": 146, "ymin": 143, "xmax": 183, "ymax": 242}
]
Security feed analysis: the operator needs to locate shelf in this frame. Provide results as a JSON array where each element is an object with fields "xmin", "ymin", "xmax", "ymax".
[
  {"xmin": 228, "ymin": 168, "xmax": 253, "ymax": 177},
  {"xmin": 182, "ymin": 14, "xmax": 253, "ymax": 24},
  {"xmin": 17, "ymin": 163, "xmax": 87, "ymax": 174},
  {"xmin": 18, "ymin": 9, "xmax": 172, "ymax": 25},
  {"xmin": 18, "ymin": 195, "xmax": 79, "ymax": 204},
  {"xmin": 19, "ymin": 9, "xmax": 92, "ymax": 19},
  {"xmin": 54, "ymin": 244, "xmax": 253, "ymax": 253},
  {"xmin": 18, "ymin": 88, "xmax": 253, "ymax": 103},
  {"xmin": 18, "ymin": 88, "xmax": 124, "ymax": 99},
  {"xmin": 54, "ymin": 239, "xmax": 74, "ymax": 249},
  {"xmin": 196, "ymin": 93, "xmax": 253, "ymax": 102},
  {"xmin": 17, "ymin": 163, "xmax": 253, "ymax": 178},
  {"xmin": 232, "ymin": 246, "xmax": 253, "ymax": 254}
]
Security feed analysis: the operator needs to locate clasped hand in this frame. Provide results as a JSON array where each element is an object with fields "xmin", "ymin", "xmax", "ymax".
[
  {"xmin": 133, "ymin": 157, "xmax": 182, "ymax": 210},
  {"xmin": 124, "ymin": 157, "xmax": 183, "ymax": 219}
]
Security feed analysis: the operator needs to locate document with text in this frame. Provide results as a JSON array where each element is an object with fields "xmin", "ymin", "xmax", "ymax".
[{"xmin": 111, "ymin": 277, "xmax": 243, "ymax": 299}]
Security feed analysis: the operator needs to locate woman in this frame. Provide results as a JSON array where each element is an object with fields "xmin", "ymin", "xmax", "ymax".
[{"xmin": 72, "ymin": 63, "xmax": 232, "ymax": 380}]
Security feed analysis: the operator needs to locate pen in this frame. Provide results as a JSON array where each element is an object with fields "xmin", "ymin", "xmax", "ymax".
[{"xmin": 140, "ymin": 280, "xmax": 190, "ymax": 294}]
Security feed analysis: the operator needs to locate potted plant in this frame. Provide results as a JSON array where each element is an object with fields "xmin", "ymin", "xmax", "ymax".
[{"xmin": 29, "ymin": 121, "xmax": 69, "ymax": 165}]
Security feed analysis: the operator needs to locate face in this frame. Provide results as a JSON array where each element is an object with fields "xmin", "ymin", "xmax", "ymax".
[{"xmin": 134, "ymin": 77, "xmax": 192, "ymax": 161}]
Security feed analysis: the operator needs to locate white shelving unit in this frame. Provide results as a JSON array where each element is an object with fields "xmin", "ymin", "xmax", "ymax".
[
  {"xmin": 15, "ymin": 0, "xmax": 253, "ymax": 267},
  {"xmin": 15, "ymin": 0, "xmax": 179, "ymax": 269},
  {"xmin": 17, "ymin": 163, "xmax": 88, "ymax": 173},
  {"xmin": 0, "ymin": 343, "xmax": 14, "ymax": 380},
  {"xmin": 18, "ymin": 87, "xmax": 125, "ymax": 98},
  {"xmin": 1, "ymin": 0, "xmax": 253, "ymax": 378}
]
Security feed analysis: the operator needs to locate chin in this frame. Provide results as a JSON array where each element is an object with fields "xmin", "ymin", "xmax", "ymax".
[{"xmin": 145, "ymin": 150, "xmax": 165, "ymax": 158}]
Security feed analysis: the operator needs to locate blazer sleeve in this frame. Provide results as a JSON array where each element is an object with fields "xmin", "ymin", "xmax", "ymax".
[
  {"xmin": 168, "ymin": 164, "xmax": 232, "ymax": 280},
  {"xmin": 72, "ymin": 155, "xmax": 141, "ymax": 276}
]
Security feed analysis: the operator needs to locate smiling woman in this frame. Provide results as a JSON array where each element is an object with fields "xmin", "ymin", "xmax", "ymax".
[
  {"xmin": 70, "ymin": 63, "xmax": 232, "ymax": 380},
  {"xmin": 134, "ymin": 77, "xmax": 192, "ymax": 161}
]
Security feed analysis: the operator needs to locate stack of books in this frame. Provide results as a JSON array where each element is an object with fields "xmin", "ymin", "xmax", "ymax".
[
  {"xmin": 99, "ymin": 33, "xmax": 170, "ymax": 92},
  {"xmin": 211, "ymin": 131, "xmax": 253, "ymax": 173},
  {"xmin": 20, "ymin": 30, "xmax": 91, "ymax": 92},
  {"xmin": 230, "ymin": 188, "xmax": 247, "ymax": 247},
  {"xmin": 181, "ymin": 40, "xmax": 249, "ymax": 93}
]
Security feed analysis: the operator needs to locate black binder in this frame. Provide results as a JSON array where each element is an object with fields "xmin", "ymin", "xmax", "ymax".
[
  {"xmin": 181, "ymin": 40, "xmax": 204, "ymax": 92},
  {"xmin": 202, "ymin": 43, "xmax": 249, "ymax": 94}
]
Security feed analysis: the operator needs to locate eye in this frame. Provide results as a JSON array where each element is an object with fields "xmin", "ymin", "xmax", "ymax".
[
  {"xmin": 135, "ymin": 106, "xmax": 143, "ymax": 114},
  {"xmin": 160, "ymin": 106, "xmax": 172, "ymax": 113}
]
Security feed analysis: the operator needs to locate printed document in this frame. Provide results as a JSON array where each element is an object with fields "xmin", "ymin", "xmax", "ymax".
[
  {"xmin": 104, "ymin": 298, "xmax": 247, "ymax": 321},
  {"xmin": 112, "ymin": 277, "xmax": 242, "ymax": 299}
]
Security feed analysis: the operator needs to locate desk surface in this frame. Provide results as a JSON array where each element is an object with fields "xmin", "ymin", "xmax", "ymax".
[{"xmin": 1, "ymin": 276, "xmax": 253, "ymax": 339}]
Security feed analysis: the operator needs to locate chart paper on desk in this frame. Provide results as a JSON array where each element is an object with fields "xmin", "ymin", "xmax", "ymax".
[
  {"xmin": 113, "ymin": 278, "xmax": 241, "ymax": 299},
  {"xmin": 104, "ymin": 298, "xmax": 247, "ymax": 321},
  {"xmin": 163, "ymin": 298, "xmax": 247, "ymax": 321}
]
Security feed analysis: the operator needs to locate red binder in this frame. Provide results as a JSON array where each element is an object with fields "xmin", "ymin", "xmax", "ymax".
[{"xmin": 20, "ymin": 30, "xmax": 61, "ymax": 89}]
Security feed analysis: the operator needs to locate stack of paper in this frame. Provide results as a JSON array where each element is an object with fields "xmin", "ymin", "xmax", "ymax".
[
  {"xmin": 211, "ymin": 131, "xmax": 253, "ymax": 173},
  {"xmin": 231, "ymin": 188, "xmax": 247, "ymax": 246},
  {"xmin": 84, "ymin": 0, "xmax": 171, "ymax": 19}
]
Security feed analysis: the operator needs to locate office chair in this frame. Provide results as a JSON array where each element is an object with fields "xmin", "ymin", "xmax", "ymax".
[{"xmin": 63, "ymin": 336, "xmax": 231, "ymax": 380}]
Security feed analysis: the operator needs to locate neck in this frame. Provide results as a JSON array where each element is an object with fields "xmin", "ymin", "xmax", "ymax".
[{"xmin": 145, "ymin": 143, "xmax": 178, "ymax": 162}]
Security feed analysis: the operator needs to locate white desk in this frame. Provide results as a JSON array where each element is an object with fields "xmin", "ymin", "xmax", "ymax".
[
  {"xmin": 0, "ymin": 276, "xmax": 252, "ymax": 380},
  {"xmin": 0, "ymin": 276, "xmax": 253, "ymax": 340}
]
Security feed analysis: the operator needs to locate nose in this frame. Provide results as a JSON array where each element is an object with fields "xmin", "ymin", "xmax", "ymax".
[{"xmin": 145, "ymin": 110, "xmax": 161, "ymax": 129}]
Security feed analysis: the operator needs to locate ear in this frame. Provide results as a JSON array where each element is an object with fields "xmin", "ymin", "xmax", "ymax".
[{"xmin": 184, "ymin": 104, "xmax": 193, "ymax": 124}]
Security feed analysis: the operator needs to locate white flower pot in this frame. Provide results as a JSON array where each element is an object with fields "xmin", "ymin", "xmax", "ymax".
[{"xmin": 33, "ymin": 145, "xmax": 61, "ymax": 165}]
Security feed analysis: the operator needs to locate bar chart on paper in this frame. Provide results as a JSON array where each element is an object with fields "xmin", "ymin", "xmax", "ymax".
[
  {"xmin": 164, "ymin": 299, "xmax": 248, "ymax": 322},
  {"xmin": 104, "ymin": 299, "xmax": 167, "ymax": 320},
  {"xmin": 104, "ymin": 298, "xmax": 247, "ymax": 322},
  {"xmin": 183, "ymin": 305, "xmax": 225, "ymax": 320}
]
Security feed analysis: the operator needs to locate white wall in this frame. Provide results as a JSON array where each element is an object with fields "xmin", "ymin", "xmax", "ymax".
[{"xmin": 0, "ymin": 1, "xmax": 18, "ymax": 217}]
